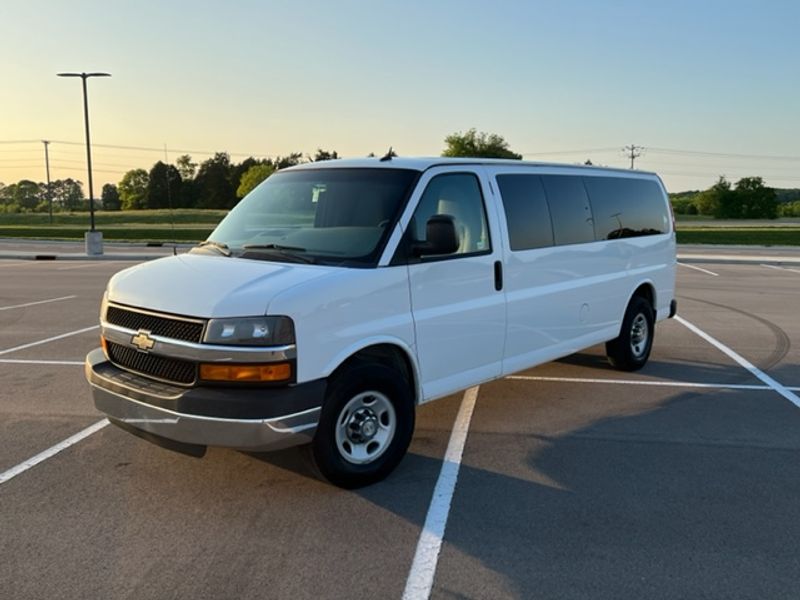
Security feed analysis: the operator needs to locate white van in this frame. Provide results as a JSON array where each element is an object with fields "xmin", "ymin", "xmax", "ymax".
[{"xmin": 86, "ymin": 157, "xmax": 676, "ymax": 487}]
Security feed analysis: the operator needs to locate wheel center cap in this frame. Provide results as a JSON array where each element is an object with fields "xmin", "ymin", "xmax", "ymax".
[
  {"xmin": 361, "ymin": 418, "xmax": 378, "ymax": 439},
  {"xmin": 347, "ymin": 408, "xmax": 379, "ymax": 443}
]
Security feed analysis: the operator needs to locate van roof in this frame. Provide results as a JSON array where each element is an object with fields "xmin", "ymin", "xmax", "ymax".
[{"xmin": 285, "ymin": 156, "xmax": 658, "ymax": 177}]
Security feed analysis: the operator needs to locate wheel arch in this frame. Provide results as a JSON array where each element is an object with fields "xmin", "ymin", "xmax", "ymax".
[
  {"xmin": 324, "ymin": 339, "xmax": 421, "ymax": 405},
  {"xmin": 614, "ymin": 280, "xmax": 657, "ymax": 336},
  {"xmin": 629, "ymin": 280, "xmax": 657, "ymax": 312}
]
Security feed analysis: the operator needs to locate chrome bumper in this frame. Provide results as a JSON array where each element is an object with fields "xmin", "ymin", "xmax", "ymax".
[{"xmin": 85, "ymin": 349, "xmax": 321, "ymax": 452}]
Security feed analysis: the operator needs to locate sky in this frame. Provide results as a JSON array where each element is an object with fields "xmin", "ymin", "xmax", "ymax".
[{"xmin": 1, "ymin": 0, "xmax": 798, "ymax": 193}]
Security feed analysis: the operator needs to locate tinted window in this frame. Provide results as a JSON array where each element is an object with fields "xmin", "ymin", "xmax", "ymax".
[
  {"xmin": 540, "ymin": 175, "xmax": 595, "ymax": 245},
  {"xmin": 584, "ymin": 176, "xmax": 668, "ymax": 240},
  {"xmin": 407, "ymin": 172, "xmax": 490, "ymax": 258},
  {"xmin": 496, "ymin": 175, "xmax": 554, "ymax": 250}
]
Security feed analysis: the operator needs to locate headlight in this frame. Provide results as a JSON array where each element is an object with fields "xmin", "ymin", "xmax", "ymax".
[{"xmin": 203, "ymin": 316, "xmax": 295, "ymax": 346}]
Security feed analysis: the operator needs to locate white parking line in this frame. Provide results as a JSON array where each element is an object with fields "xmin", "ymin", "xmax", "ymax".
[
  {"xmin": 678, "ymin": 262, "xmax": 719, "ymax": 276},
  {"xmin": 761, "ymin": 263, "xmax": 800, "ymax": 275},
  {"xmin": 676, "ymin": 315, "xmax": 800, "ymax": 409},
  {"xmin": 0, "ymin": 261, "xmax": 29, "ymax": 268},
  {"xmin": 0, "ymin": 359, "xmax": 84, "ymax": 366},
  {"xmin": 56, "ymin": 262, "xmax": 121, "ymax": 271},
  {"xmin": 403, "ymin": 386, "xmax": 479, "ymax": 600},
  {"xmin": 0, "ymin": 419, "xmax": 109, "ymax": 485},
  {"xmin": 0, "ymin": 295, "xmax": 77, "ymax": 312},
  {"xmin": 0, "ymin": 325, "xmax": 99, "ymax": 357},
  {"xmin": 505, "ymin": 375, "xmax": 800, "ymax": 391}
]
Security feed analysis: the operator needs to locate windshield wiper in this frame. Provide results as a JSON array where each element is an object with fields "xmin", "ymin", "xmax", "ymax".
[
  {"xmin": 195, "ymin": 240, "xmax": 231, "ymax": 256},
  {"xmin": 239, "ymin": 243, "xmax": 316, "ymax": 264},
  {"xmin": 242, "ymin": 243, "xmax": 307, "ymax": 252}
]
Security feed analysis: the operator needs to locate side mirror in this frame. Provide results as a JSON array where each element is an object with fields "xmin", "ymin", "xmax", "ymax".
[{"xmin": 412, "ymin": 214, "xmax": 459, "ymax": 257}]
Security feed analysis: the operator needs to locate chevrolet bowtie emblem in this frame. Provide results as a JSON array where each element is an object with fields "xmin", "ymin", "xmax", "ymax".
[{"xmin": 131, "ymin": 330, "xmax": 156, "ymax": 352}]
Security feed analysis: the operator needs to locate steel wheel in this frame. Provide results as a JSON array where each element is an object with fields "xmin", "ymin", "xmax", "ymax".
[
  {"xmin": 312, "ymin": 362, "xmax": 415, "ymax": 488},
  {"xmin": 606, "ymin": 295, "xmax": 655, "ymax": 372},
  {"xmin": 334, "ymin": 391, "xmax": 397, "ymax": 465},
  {"xmin": 630, "ymin": 313, "xmax": 650, "ymax": 358}
]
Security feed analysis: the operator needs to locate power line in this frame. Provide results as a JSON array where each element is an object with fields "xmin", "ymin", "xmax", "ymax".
[
  {"xmin": 47, "ymin": 139, "xmax": 277, "ymax": 158},
  {"xmin": 521, "ymin": 147, "xmax": 620, "ymax": 156},
  {"xmin": 649, "ymin": 147, "xmax": 800, "ymax": 161},
  {"xmin": 638, "ymin": 158, "xmax": 800, "ymax": 173},
  {"xmin": 3, "ymin": 138, "xmax": 799, "ymax": 163}
]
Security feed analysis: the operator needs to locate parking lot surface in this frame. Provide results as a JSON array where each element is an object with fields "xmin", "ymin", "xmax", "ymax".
[{"xmin": 1, "ymin": 257, "xmax": 798, "ymax": 599}]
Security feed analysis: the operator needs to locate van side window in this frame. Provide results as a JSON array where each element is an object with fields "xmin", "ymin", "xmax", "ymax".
[
  {"xmin": 408, "ymin": 173, "xmax": 490, "ymax": 257},
  {"xmin": 540, "ymin": 175, "xmax": 595, "ymax": 246},
  {"xmin": 583, "ymin": 176, "xmax": 668, "ymax": 240},
  {"xmin": 496, "ymin": 175, "xmax": 554, "ymax": 250}
]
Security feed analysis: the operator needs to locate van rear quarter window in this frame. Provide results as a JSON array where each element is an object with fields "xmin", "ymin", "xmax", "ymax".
[
  {"xmin": 495, "ymin": 174, "xmax": 554, "ymax": 251},
  {"xmin": 539, "ymin": 175, "xmax": 595, "ymax": 246},
  {"xmin": 583, "ymin": 176, "xmax": 668, "ymax": 240}
]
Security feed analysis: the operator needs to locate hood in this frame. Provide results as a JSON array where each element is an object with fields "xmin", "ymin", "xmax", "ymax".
[{"xmin": 107, "ymin": 254, "xmax": 336, "ymax": 318}]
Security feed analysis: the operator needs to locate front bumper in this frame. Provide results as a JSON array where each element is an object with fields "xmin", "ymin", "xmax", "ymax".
[{"xmin": 85, "ymin": 348, "xmax": 325, "ymax": 452}]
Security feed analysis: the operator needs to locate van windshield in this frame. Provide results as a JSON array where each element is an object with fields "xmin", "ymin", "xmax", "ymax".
[{"xmin": 201, "ymin": 168, "xmax": 419, "ymax": 266}]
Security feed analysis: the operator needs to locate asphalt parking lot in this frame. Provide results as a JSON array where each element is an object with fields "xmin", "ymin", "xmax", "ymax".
[{"xmin": 1, "ymin": 254, "xmax": 799, "ymax": 599}]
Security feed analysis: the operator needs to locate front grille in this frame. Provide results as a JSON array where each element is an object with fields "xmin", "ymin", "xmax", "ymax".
[
  {"xmin": 106, "ymin": 341, "xmax": 197, "ymax": 385},
  {"xmin": 106, "ymin": 305, "xmax": 204, "ymax": 343}
]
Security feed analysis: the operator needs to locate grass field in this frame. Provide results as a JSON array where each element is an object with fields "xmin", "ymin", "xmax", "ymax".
[
  {"xmin": 675, "ymin": 228, "xmax": 800, "ymax": 246},
  {"xmin": 0, "ymin": 210, "xmax": 798, "ymax": 245},
  {"xmin": 0, "ymin": 209, "xmax": 221, "ymax": 242},
  {"xmin": 0, "ymin": 209, "xmax": 226, "ymax": 226},
  {"xmin": 0, "ymin": 226, "xmax": 215, "ymax": 242}
]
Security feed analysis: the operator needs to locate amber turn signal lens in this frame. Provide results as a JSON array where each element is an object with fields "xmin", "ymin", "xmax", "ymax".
[
  {"xmin": 100, "ymin": 336, "xmax": 108, "ymax": 354},
  {"xmin": 199, "ymin": 362, "xmax": 292, "ymax": 382}
]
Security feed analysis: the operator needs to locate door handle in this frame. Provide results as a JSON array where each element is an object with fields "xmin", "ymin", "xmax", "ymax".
[{"xmin": 494, "ymin": 261, "xmax": 503, "ymax": 291}]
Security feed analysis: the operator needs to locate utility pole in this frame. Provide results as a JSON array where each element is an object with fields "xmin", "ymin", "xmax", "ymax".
[
  {"xmin": 623, "ymin": 144, "xmax": 644, "ymax": 169},
  {"xmin": 42, "ymin": 140, "xmax": 52, "ymax": 224}
]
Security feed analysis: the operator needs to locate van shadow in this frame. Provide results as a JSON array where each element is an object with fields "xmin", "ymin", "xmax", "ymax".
[
  {"xmin": 554, "ymin": 351, "xmax": 765, "ymax": 385},
  {"xmin": 252, "ymin": 381, "xmax": 800, "ymax": 599}
]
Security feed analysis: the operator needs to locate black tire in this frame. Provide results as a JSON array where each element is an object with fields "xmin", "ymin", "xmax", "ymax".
[
  {"xmin": 311, "ymin": 362, "xmax": 415, "ymax": 489},
  {"xmin": 606, "ymin": 296, "xmax": 655, "ymax": 371}
]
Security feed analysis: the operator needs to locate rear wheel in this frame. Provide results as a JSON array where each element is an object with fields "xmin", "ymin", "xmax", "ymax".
[
  {"xmin": 312, "ymin": 363, "xmax": 414, "ymax": 488},
  {"xmin": 606, "ymin": 296, "xmax": 655, "ymax": 371}
]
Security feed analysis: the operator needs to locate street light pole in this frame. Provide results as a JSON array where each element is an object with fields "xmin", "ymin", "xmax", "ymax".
[
  {"xmin": 57, "ymin": 71, "xmax": 110, "ymax": 254},
  {"xmin": 42, "ymin": 140, "xmax": 52, "ymax": 224}
]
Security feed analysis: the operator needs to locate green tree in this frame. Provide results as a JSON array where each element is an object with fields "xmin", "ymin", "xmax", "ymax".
[
  {"xmin": 118, "ymin": 169, "xmax": 149, "ymax": 210},
  {"xmin": 442, "ymin": 129, "xmax": 522, "ymax": 159},
  {"xmin": 51, "ymin": 178, "xmax": 83, "ymax": 211},
  {"xmin": 175, "ymin": 154, "xmax": 197, "ymax": 181},
  {"xmin": 670, "ymin": 196, "xmax": 698, "ymax": 215},
  {"xmin": 779, "ymin": 200, "xmax": 800, "ymax": 217},
  {"xmin": 12, "ymin": 180, "xmax": 41, "ymax": 211},
  {"xmin": 1, "ymin": 183, "xmax": 18, "ymax": 213},
  {"xmin": 101, "ymin": 183, "xmax": 121, "ymax": 211},
  {"xmin": 146, "ymin": 161, "xmax": 182, "ymax": 209},
  {"xmin": 229, "ymin": 157, "xmax": 261, "ymax": 197},
  {"xmin": 179, "ymin": 179, "xmax": 198, "ymax": 209},
  {"xmin": 275, "ymin": 152, "xmax": 304, "ymax": 170},
  {"xmin": 733, "ymin": 177, "xmax": 777, "ymax": 219},
  {"xmin": 237, "ymin": 163, "xmax": 275, "ymax": 198},
  {"xmin": 195, "ymin": 152, "xmax": 236, "ymax": 209},
  {"xmin": 694, "ymin": 176, "xmax": 730, "ymax": 216},
  {"xmin": 311, "ymin": 148, "xmax": 339, "ymax": 162}
]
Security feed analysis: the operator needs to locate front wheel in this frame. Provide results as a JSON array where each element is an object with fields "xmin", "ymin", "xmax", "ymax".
[
  {"xmin": 606, "ymin": 296, "xmax": 655, "ymax": 371},
  {"xmin": 312, "ymin": 363, "xmax": 414, "ymax": 489}
]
